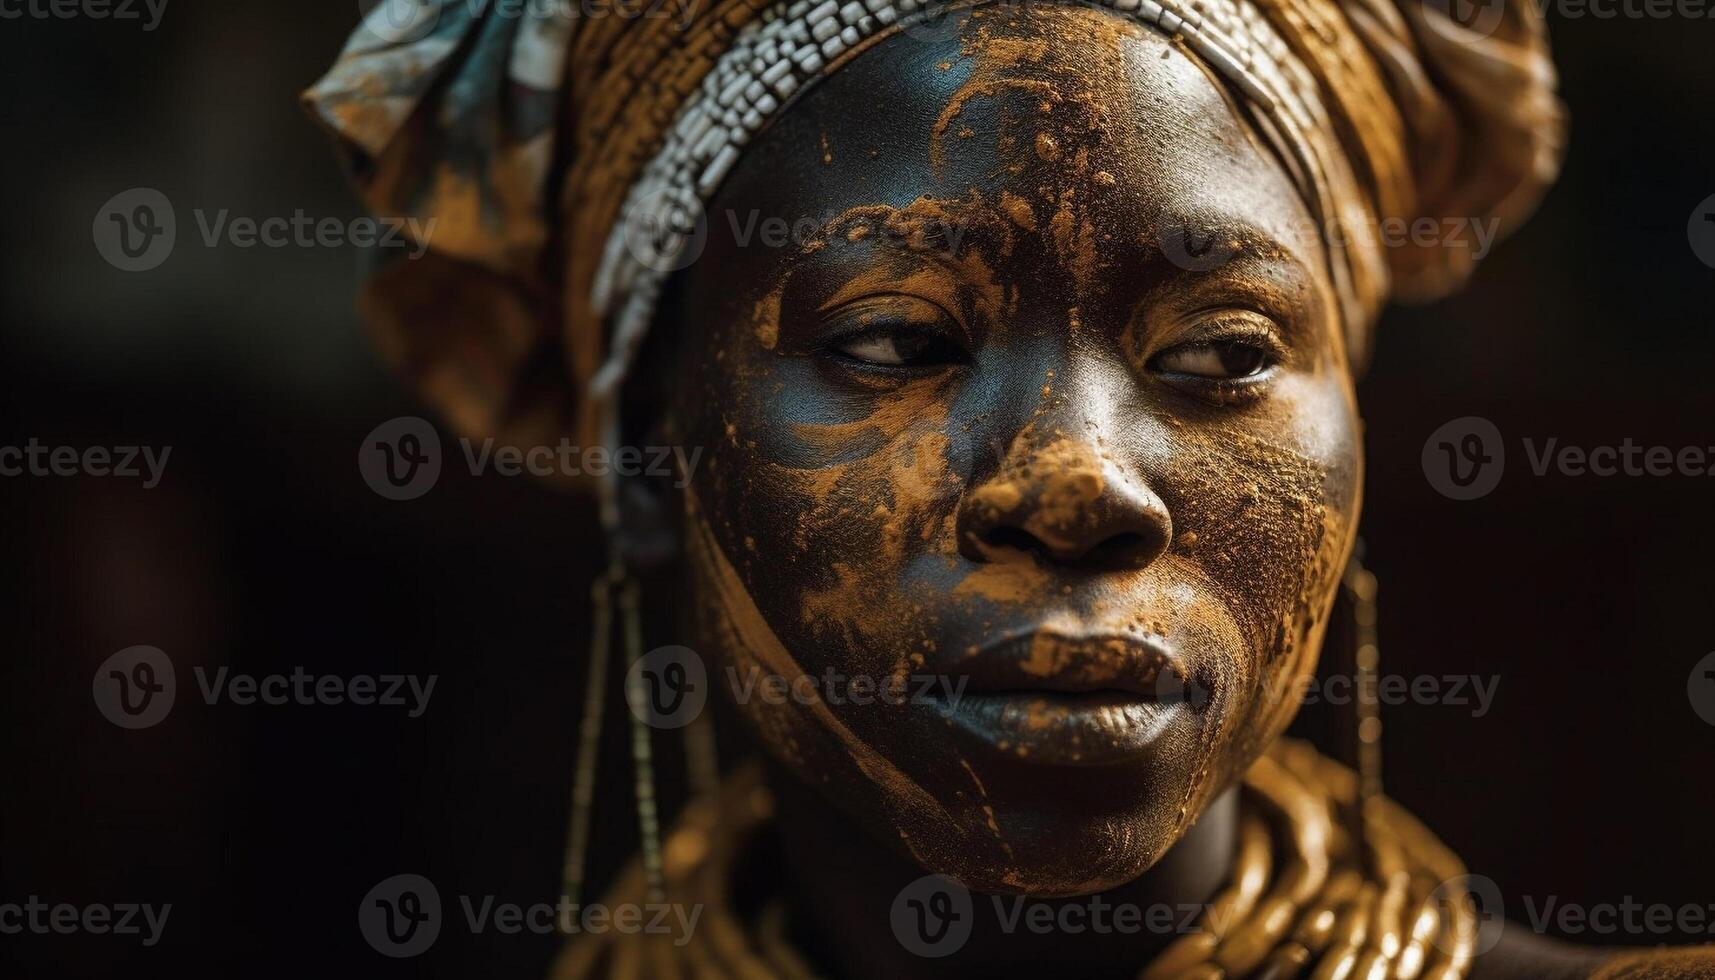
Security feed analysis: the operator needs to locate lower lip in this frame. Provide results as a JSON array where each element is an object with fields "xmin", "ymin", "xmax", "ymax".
[{"xmin": 930, "ymin": 690, "xmax": 1186, "ymax": 766}]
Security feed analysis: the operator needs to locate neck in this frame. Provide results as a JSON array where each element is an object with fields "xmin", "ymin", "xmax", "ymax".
[{"xmin": 765, "ymin": 761, "xmax": 1238, "ymax": 980}]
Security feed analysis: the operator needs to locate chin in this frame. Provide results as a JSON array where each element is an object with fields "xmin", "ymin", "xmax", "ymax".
[
  {"xmin": 954, "ymin": 847, "xmax": 1169, "ymax": 899},
  {"xmin": 907, "ymin": 798, "xmax": 1183, "ymax": 897},
  {"xmin": 857, "ymin": 741, "xmax": 1204, "ymax": 897}
]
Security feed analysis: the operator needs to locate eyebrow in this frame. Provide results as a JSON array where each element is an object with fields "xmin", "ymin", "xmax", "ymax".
[
  {"xmin": 803, "ymin": 216, "xmax": 999, "ymax": 308},
  {"xmin": 818, "ymin": 210, "xmax": 982, "ymax": 264},
  {"xmin": 1148, "ymin": 216, "xmax": 1316, "ymax": 274},
  {"xmin": 1135, "ymin": 220, "xmax": 1327, "ymax": 343}
]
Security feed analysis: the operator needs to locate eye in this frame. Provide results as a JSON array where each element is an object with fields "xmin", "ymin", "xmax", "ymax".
[
  {"xmin": 833, "ymin": 326, "xmax": 966, "ymax": 367},
  {"xmin": 820, "ymin": 295, "xmax": 968, "ymax": 371},
  {"xmin": 1152, "ymin": 340, "xmax": 1274, "ymax": 379}
]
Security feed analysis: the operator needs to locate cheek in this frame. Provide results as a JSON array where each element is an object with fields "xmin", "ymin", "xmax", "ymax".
[
  {"xmin": 684, "ymin": 507, "xmax": 965, "ymax": 852},
  {"xmin": 1168, "ymin": 373, "xmax": 1361, "ymax": 751},
  {"xmin": 777, "ymin": 428, "xmax": 964, "ymax": 681},
  {"xmin": 686, "ymin": 340, "xmax": 971, "ymax": 678}
]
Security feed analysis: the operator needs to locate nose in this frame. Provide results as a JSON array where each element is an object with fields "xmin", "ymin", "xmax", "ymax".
[{"xmin": 957, "ymin": 437, "xmax": 1172, "ymax": 570}]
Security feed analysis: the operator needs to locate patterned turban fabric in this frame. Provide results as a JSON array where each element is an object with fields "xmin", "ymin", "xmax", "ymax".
[{"xmin": 305, "ymin": 0, "xmax": 1563, "ymax": 464}]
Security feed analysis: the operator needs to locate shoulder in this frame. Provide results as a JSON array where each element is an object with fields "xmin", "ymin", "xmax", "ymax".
[{"xmin": 1473, "ymin": 928, "xmax": 1715, "ymax": 979}]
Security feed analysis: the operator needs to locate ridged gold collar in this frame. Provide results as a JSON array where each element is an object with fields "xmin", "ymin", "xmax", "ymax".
[{"xmin": 551, "ymin": 739, "xmax": 1483, "ymax": 980}]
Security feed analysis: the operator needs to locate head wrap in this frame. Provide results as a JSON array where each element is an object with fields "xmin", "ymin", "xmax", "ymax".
[{"xmin": 305, "ymin": 0, "xmax": 1562, "ymax": 489}]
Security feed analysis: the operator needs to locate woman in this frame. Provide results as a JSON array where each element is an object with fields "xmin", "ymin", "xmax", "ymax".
[{"xmin": 307, "ymin": 0, "xmax": 1712, "ymax": 976}]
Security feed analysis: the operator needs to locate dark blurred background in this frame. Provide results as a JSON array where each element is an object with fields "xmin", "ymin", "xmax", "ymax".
[{"xmin": 1, "ymin": 3, "xmax": 1711, "ymax": 977}]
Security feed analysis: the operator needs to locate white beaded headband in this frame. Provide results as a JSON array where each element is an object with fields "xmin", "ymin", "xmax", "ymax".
[{"xmin": 584, "ymin": 0, "xmax": 1329, "ymax": 530}]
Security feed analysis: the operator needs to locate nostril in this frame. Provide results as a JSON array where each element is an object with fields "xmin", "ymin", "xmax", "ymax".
[
  {"xmin": 980, "ymin": 525, "xmax": 1046, "ymax": 557},
  {"xmin": 974, "ymin": 526, "xmax": 1159, "ymax": 568},
  {"xmin": 1082, "ymin": 531, "xmax": 1153, "ymax": 568}
]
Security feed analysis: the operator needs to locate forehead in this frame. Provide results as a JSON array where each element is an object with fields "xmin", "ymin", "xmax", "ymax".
[{"xmin": 699, "ymin": 2, "xmax": 1322, "ymax": 296}]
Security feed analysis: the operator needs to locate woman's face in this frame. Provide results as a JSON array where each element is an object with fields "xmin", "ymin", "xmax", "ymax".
[{"xmin": 669, "ymin": 4, "xmax": 1361, "ymax": 895}]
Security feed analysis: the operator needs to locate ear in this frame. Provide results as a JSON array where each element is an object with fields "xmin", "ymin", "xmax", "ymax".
[{"xmin": 611, "ymin": 413, "xmax": 687, "ymax": 572}]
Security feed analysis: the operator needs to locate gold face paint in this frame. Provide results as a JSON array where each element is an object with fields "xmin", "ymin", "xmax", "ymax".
[{"xmin": 670, "ymin": 5, "xmax": 1360, "ymax": 895}]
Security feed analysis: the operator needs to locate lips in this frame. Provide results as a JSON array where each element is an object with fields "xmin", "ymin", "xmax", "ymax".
[
  {"xmin": 925, "ymin": 630, "xmax": 1200, "ymax": 766},
  {"xmin": 956, "ymin": 630, "xmax": 1187, "ymax": 695}
]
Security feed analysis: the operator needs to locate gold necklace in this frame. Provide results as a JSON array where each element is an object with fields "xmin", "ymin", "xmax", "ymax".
[{"xmin": 550, "ymin": 739, "xmax": 1479, "ymax": 980}]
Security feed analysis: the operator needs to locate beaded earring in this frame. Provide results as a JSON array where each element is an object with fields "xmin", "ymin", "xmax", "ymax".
[
  {"xmin": 560, "ymin": 562, "xmax": 672, "ymax": 914},
  {"xmin": 560, "ymin": 514, "xmax": 722, "ymax": 916},
  {"xmin": 561, "ymin": 562, "xmax": 626, "ymax": 917}
]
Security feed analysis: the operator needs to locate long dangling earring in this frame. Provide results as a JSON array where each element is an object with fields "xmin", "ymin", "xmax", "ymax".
[
  {"xmin": 618, "ymin": 574, "xmax": 667, "ymax": 904},
  {"xmin": 562, "ymin": 469, "xmax": 722, "ymax": 917},
  {"xmin": 562, "ymin": 389, "xmax": 723, "ymax": 919},
  {"xmin": 562, "ymin": 575, "xmax": 723, "ymax": 919},
  {"xmin": 560, "ymin": 559, "xmax": 672, "ymax": 914},
  {"xmin": 1341, "ymin": 543, "xmax": 1383, "ymax": 845},
  {"xmin": 562, "ymin": 562, "xmax": 622, "ymax": 922},
  {"xmin": 561, "ymin": 371, "xmax": 673, "ymax": 914}
]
